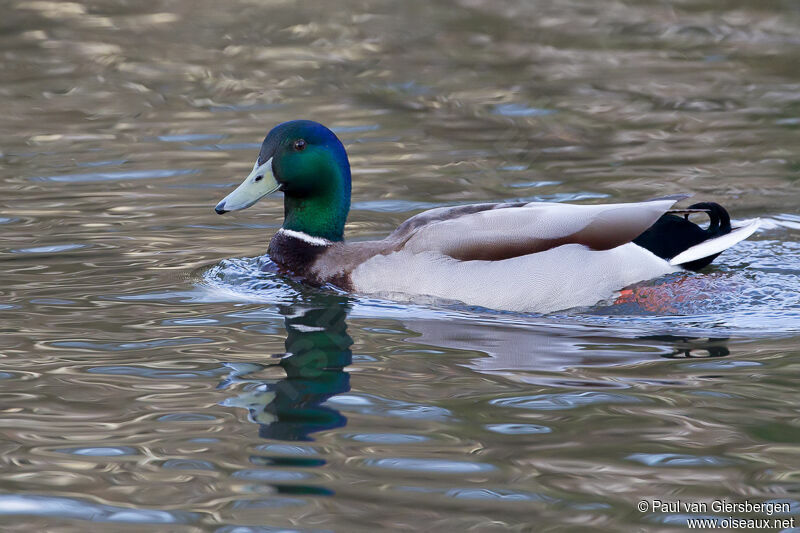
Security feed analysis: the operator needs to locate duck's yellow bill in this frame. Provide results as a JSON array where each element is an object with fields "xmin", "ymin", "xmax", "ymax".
[{"xmin": 215, "ymin": 158, "xmax": 279, "ymax": 214}]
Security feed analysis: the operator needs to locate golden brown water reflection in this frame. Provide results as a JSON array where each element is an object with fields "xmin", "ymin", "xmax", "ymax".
[{"xmin": 1, "ymin": 0, "xmax": 800, "ymax": 531}]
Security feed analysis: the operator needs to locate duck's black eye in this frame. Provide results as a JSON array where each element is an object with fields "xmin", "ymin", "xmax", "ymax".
[
  {"xmin": 254, "ymin": 175, "xmax": 263, "ymax": 182},
  {"xmin": 293, "ymin": 139, "xmax": 307, "ymax": 151}
]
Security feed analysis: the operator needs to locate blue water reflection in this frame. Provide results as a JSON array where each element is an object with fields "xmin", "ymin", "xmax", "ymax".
[{"xmin": 0, "ymin": 494, "xmax": 196, "ymax": 524}]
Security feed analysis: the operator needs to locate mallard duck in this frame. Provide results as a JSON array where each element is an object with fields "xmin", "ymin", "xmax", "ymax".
[{"xmin": 215, "ymin": 120, "xmax": 759, "ymax": 313}]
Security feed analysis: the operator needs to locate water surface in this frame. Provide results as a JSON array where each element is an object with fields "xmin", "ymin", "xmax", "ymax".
[{"xmin": 1, "ymin": 0, "xmax": 800, "ymax": 531}]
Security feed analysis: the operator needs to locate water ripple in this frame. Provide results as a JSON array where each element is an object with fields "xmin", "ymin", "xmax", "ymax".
[
  {"xmin": 626, "ymin": 453, "xmax": 734, "ymax": 467},
  {"xmin": 52, "ymin": 337, "xmax": 213, "ymax": 351},
  {"xmin": 32, "ymin": 169, "xmax": 198, "ymax": 182},
  {"xmin": 492, "ymin": 103, "xmax": 557, "ymax": 117},
  {"xmin": 55, "ymin": 446, "xmax": 138, "ymax": 457},
  {"xmin": 324, "ymin": 394, "xmax": 452, "ymax": 420},
  {"xmin": 11, "ymin": 244, "xmax": 86, "ymax": 253},
  {"xmin": 0, "ymin": 494, "xmax": 197, "ymax": 524},
  {"xmin": 344, "ymin": 433, "xmax": 430, "ymax": 444},
  {"xmin": 490, "ymin": 391, "xmax": 644, "ymax": 411},
  {"xmin": 484, "ymin": 423, "xmax": 552, "ymax": 435},
  {"xmin": 364, "ymin": 458, "xmax": 496, "ymax": 474}
]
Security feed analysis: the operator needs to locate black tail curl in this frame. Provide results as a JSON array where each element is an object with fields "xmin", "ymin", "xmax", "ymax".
[{"xmin": 633, "ymin": 202, "xmax": 732, "ymax": 271}]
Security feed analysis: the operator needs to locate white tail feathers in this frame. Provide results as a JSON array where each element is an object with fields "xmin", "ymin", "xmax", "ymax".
[{"xmin": 669, "ymin": 218, "xmax": 761, "ymax": 266}]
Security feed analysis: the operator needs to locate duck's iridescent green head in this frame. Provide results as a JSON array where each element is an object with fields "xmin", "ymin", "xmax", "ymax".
[{"xmin": 215, "ymin": 120, "xmax": 351, "ymax": 242}]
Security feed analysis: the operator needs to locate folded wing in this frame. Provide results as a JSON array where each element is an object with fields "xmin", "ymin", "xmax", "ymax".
[{"xmin": 402, "ymin": 197, "xmax": 683, "ymax": 261}]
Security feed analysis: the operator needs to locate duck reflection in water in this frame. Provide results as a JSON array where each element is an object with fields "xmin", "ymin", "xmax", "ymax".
[
  {"xmin": 648, "ymin": 336, "xmax": 730, "ymax": 359},
  {"xmin": 403, "ymin": 318, "xmax": 731, "ymax": 375},
  {"xmin": 221, "ymin": 292, "xmax": 352, "ymax": 441}
]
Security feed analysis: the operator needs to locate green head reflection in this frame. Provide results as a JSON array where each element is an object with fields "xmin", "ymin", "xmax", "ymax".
[{"xmin": 223, "ymin": 292, "xmax": 352, "ymax": 441}]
